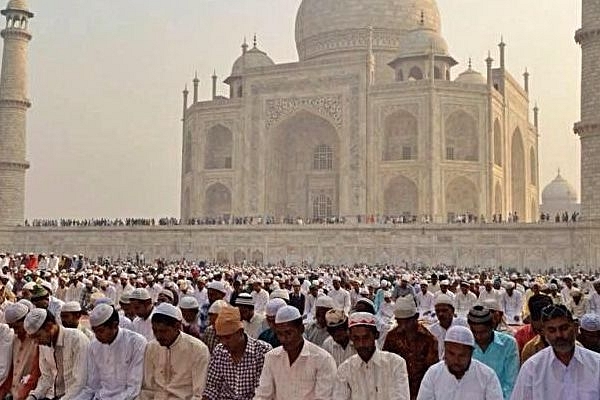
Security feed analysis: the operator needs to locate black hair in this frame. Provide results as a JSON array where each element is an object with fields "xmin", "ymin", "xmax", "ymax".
[{"xmin": 97, "ymin": 307, "xmax": 120, "ymax": 328}]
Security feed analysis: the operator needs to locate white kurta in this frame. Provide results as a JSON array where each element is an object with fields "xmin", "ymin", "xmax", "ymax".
[
  {"xmin": 73, "ymin": 328, "xmax": 147, "ymax": 400},
  {"xmin": 510, "ymin": 345, "xmax": 600, "ymax": 400},
  {"xmin": 0, "ymin": 323, "xmax": 13, "ymax": 387},
  {"xmin": 322, "ymin": 337, "xmax": 357, "ymax": 366},
  {"xmin": 138, "ymin": 332, "xmax": 209, "ymax": 400},
  {"xmin": 417, "ymin": 359, "xmax": 503, "ymax": 400},
  {"xmin": 252, "ymin": 289, "xmax": 270, "ymax": 316},
  {"xmin": 31, "ymin": 326, "xmax": 89, "ymax": 399},
  {"xmin": 333, "ymin": 349, "xmax": 410, "ymax": 400},
  {"xmin": 132, "ymin": 313, "xmax": 155, "ymax": 341},
  {"xmin": 329, "ymin": 288, "xmax": 351, "ymax": 314},
  {"xmin": 254, "ymin": 339, "xmax": 337, "ymax": 400}
]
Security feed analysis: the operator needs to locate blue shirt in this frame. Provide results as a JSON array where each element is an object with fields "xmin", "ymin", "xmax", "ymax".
[{"xmin": 473, "ymin": 330, "xmax": 520, "ymax": 400}]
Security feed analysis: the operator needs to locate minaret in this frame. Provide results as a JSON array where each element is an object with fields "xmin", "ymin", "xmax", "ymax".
[
  {"xmin": 0, "ymin": 0, "xmax": 33, "ymax": 226},
  {"xmin": 575, "ymin": 0, "xmax": 600, "ymax": 220}
]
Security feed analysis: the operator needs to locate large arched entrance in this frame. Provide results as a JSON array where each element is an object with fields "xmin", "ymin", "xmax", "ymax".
[
  {"xmin": 511, "ymin": 128, "xmax": 526, "ymax": 220},
  {"xmin": 445, "ymin": 177, "xmax": 479, "ymax": 221},
  {"xmin": 205, "ymin": 183, "xmax": 231, "ymax": 218},
  {"xmin": 267, "ymin": 111, "xmax": 339, "ymax": 218}
]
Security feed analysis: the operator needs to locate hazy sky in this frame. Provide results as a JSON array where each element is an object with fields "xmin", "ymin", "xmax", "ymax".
[{"xmin": 18, "ymin": 0, "xmax": 581, "ymax": 219}]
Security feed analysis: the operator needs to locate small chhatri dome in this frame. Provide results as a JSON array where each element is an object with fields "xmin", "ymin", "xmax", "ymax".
[
  {"xmin": 542, "ymin": 169, "xmax": 578, "ymax": 204},
  {"xmin": 6, "ymin": 0, "xmax": 28, "ymax": 11},
  {"xmin": 230, "ymin": 37, "xmax": 275, "ymax": 77},
  {"xmin": 455, "ymin": 58, "xmax": 486, "ymax": 85}
]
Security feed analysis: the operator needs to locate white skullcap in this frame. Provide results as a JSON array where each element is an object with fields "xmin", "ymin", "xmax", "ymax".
[
  {"xmin": 40, "ymin": 280, "xmax": 52, "ymax": 292},
  {"xmin": 18, "ymin": 299, "xmax": 35, "ymax": 311},
  {"xmin": 206, "ymin": 281, "xmax": 227, "ymax": 294},
  {"xmin": 275, "ymin": 305, "xmax": 302, "ymax": 324},
  {"xmin": 348, "ymin": 311, "xmax": 377, "ymax": 328},
  {"xmin": 61, "ymin": 301, "xmax": 82, "ymax": 313},
  {"xmin": 24, "ymin": 308, "xmax": 47, "ymax": 335},
  {"xmin": 580, "ymin": 314, "xmax": 600, "ymax": 332},
  {"xmin": 89, "ymin": 304, "xmax": 114, "ymax": 327},
  {"xmin": 445, "ymin": 326, "xmax": 475, "ymax": 347},
  {"xmin": 440, "ymin": 280, "xmax": 450, "ymax": 286},
  {"xmin": 291, "ymin": 278, "xmax": 301, "ymax": 286},
  {"xmin": 119, "ymin": 292, "xmax": 130, "ymax": 304},
  {"xmin": 235, "ymin": 293, "xmax": 255, "ymax": 307},
  {"xmin": 129, "ymin": 288, "xmax": 151, "ymax": 301},
  {"xmin": 178, "ymin": 296, "xmax": 199, "ymax": 310},
  {"xmin": 266, "ymin": 298, "xmax": 287, "ymax": 317},
  {"xmin": 4, "ymin": 302, "xmax": 29, "ymax": 324},
  {"xmin": 208, "ymin": 299, "xmax": 228, "ymax": 314},
  {"xmin": 269, "ymin": 288, "xmax": 290, "ymax": 301},
  {"xmin": 332, "ymin": 276, "xmax": 341, "ymax": 282},
  {"xmin": 22, "ymin": 281, "xmax": 36, "ymax": 291},
  {"xmin": 505, "ymin": 282, "xmax": 515, "ymax": 290},
  {"xmin": 119, "ymin": 272, "xmax": 128, "ymax": 279},
  {"xmin": 153, "ymin": 303, "xmax": 182, "ymax": 321},
  {"xmin": 316, "ymin": 296, "xmax": 335, "ymax": 309},
  {"xmin": 158, "ymin": 289, "xmax": 174, "ymax": 301},
  {"xmin": 435, "ymin": 294, "xmax": 454, "ymax": 307}
]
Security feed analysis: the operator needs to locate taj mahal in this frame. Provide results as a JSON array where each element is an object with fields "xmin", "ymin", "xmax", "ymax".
[
  {"xmin": 180, "ymin": 0, "xmax": 540, "ymax": 224},
  {"xmin": 0, "ymin": 0, "xmax": 598, "ymax": 268}
]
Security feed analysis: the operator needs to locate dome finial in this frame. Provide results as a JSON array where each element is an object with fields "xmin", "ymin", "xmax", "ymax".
[
  {"xmin": 253, "ymin": 33, "xmax": 257, "ymax": 48},
  {"xmin": 420, "ymin": 10, "xmax": 425, "ymax": 26},
  {"xmin": 242, "ymin": 37, "xmax": 248, "ymax": 54},
  {"xmin": 468, "ymin": 57, "xmax": 472, "ymax": 70},
  {"xmin": 558, "ymin": 167, "xmax": 561, "ymax": 177}
]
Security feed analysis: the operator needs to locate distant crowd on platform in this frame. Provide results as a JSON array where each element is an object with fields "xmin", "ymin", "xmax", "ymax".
[
  {"xmin": 0, "ymin": 252, "xmax": 599, "ymax": 399},
  {"xmin": 23, "ymin": 211, "xmax": 581, "ymax": 229}
]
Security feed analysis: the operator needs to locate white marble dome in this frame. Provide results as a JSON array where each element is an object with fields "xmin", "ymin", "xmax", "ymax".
[
  {"xmin": 542, "ymin": 171, "xmax": 578, "ymax": 204},
  {"xmin": 6, "ymin": 0, "xmax": 28, "ymax": 11},
  {"xmin": 455, "ymin": 63, "xmax": 486, "ymax": 85},
  {"xmin": 295, "ymin": 0, "xmax": 441, "ymax": 61},
  {"xmin": 230, "ymin": 45, "xmax": 275, "ymax": 77}
]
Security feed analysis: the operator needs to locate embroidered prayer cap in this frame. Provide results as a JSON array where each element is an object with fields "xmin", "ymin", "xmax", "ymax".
[
  {"xmin": 394, "ymin": 298, "xmax": 418, "ymax": 319},
  {"xmin": 61, "ymin": 301, "xmax": 82, "ymax": 313},
  {"xmin": 315, "ymin": 296, "xmax": 335, "ymax": 309},
  {"xmin": 154, "ymin": 302, "xmax": 183, "ymax": 321},
  {"xmin": 445, "ymin": 326, "xmax": 475, "ymax": 347},
  {"xmin": 580, "ymin": 314, "xmax": 600, "ymax": 332},
  {"xmin": 4, "ymin": 302, "xmax": 29, "ymax": 324},
  {"xmin": 129, "ymin": 288, "xmax": 151, "ymax": 301},
  {"xmin": 178, "ymin": 296, "xmax": 199, "ymax": 310},
  {"xmin": 434, "ymin": 293, "xmax": 454, "ymax": 308},
  {"xmin": 158, "ymin": 289, "xmax": 174, "ymax": 301},
  {"xmin": 89, "ymin": 304, "xmax": 115, "ymax": 327},
  {"xmin": 24, "ymin": 308, "xmax": 47, "ymax": 335},
  {"xmin": 348, "ymin": 311, "xmax": 376, "ymax": 328},
  {"xmin": 266, "ymin": 298, "xmax": 287, "ymax": 317},
  {"xmin": 467, "ymin": 305, "xmax": 492, "ymax": 324},
  {"xmin": 325, "ymin": 309, "xmax": 347, "ymax": 328},
  {"xmin": 235, "ymin": 293, "xmax": 255, "ymax": 307},
  {"xmin": 206, "ymin": 281, "xmax": 227, "ymax": 294},
  {"xmin": 275, "ymin": 305, "xmax": 302, "ymax": 324},
  {"xmin": 269, "ymin": 288, "xmax": 290, "ymax": 301}
]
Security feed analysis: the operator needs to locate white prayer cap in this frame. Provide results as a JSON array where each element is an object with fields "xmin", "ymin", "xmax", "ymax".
[
  {"xmin": 94, "ymin": 297, "xmax": 114, "ymax": 307},
  {"xmin": 235, "ymin": 293, "xmax": 255, "ymax": 307},
  {"xmin": 119, "ymin": 272, "xmax": 128, "ymax": 279},
  {"xmin": 420, "ymin": 280, "xmax": 429, "ymax": 286},
  {"xmin": 24, "ymin": 308, "xmax": 47, "ymax": 335},
  {"xmin": 153, "ymin": 303, "xmax": 182, "ymax": 321},
  {"xmin": 348, "ymin": 312, "xmax": 377, "ymax": 328},
  {"xmin": 505, "ymin": 282, "xmax": 515, "ymax": 290},
  {"xmin": 206, "ymin": 281, "xmax": 227, "ymax": 294},
  {"xmin": 439, "ymin": 280, "xmax": 450, "ymax": 286},
  {"xmin": 129, "ymin": 288, "xmax": 151, "ymax": 301},
  {"xmin": 18, "ymin": 299, "xmax": 35, "ymax": 311},
  {"xmin": 332, "ymin": 276, "xmax": 341, "ymax": 282},
  {"xmin": 291, "ymin": 278, "xmax": 301, "ymax": 286},
  {"xmin": 394, "ymin": 299, "xmax": 418, "ymax": 319},
  {"xmin": 5, "ymin": 302, "xmax": 29, "ymax": 324},
  {"xmin": 315, "ymin": 296, "xmax": 335, "ymax": 309},
  {"xmin": 445, "ymin": 326, "xmax": 475, "ymax": 347},
  {"xmin": 266, "ymin": 298, "xmax": 287, "ymax": 317},
  {"xmin": 178, "ymin": 296, "xmax": 199, "ymax": 310},
  {"xmin": 580, "ymin": 314, "xmax": 600, "ymax": 332},
  {"xmin": 119, "ymin": 292, "xmax": 130, "ymax": 304},
  {"xmin": 61, "ymin": 301, "xmax": 82, "ymax": 313},
  {"xmin": 22, "ymin": 281, "xmax": 36, "ymax": 291},
  {"xmin": 269, "ymin": 288, "xmax": 290, "ymax": 301},
  {"xmin": 435, "ymin": 294, "xmax": 454, "ymax": 307},
  {"xmin": 158, "ymin": 289, "xmax": 174, "ymax": 301},
  {"xmin": 275, "ymin": 305, "xmax": 301, "ymax": 324},
  {"xmin": 208, "ymin": 299, "xmax": 228, "ymax": 314},
  {"xmin": 89, "ymin": 304, "xmax": 114, "ymax": 327},
  {"xmin": 480, "ymin": 298, "xmax": 502, "ymax": 312},
  {"xmin": 40, "ymin": 280, "xmax": 52, "ymax": 292}
]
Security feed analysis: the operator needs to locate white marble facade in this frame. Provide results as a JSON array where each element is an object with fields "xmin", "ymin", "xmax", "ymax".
[{"xmin": 180, "ymin": 0, "xmax": 539, "ymax": 224}]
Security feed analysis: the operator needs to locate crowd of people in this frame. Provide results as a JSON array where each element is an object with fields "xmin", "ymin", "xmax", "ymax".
[
  {"xmin": 23, "ymin": 211, "xmax": 582, "ymax": 229},
  {"xmin": 0, "ymin": 255, "xmax": 599, "ymax": 399}
]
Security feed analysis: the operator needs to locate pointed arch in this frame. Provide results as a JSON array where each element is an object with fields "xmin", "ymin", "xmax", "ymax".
[
  {"xmin": 205, "ymin": 183, "xmax": 231, "ymax": 217},
  {"xmin": 382, "ymin": 110, "xmax": 418, "ymax": 161},
  {"xmin": 204, "ymin": 124, "xmax": 233, "ymax": 170},
  {"xmin": 445, "ymin": 110, "xmax": 478, "ymax": 161},
  {"xmin": 408, "ymin": 66, "xmax": 423, "ymax": 80},
  {"xmin": 511, "ymin": 128, "xmax": 526, "ymax": 219},
  {"xmin": 446, "ymin": 176, "xmax": 479, "ymax": 218},
  {"xmin": 384, "ymin": 176, "xmax": 418, "ymax": 216},
  {"xmin": 530, "ymin": 146, "xmax": 537, "ymax": 185},
  {"xmin": 494, "ymin": 119, "xmax": 502, "ymax": 166},
  {"xmin": 494, "ymin": 182, "xmax": 503, "ymax": 215}
]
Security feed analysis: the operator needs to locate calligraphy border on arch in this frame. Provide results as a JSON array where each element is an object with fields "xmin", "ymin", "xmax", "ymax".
[{"xmin": 264, "ymin": 95, "xmax": 343, "ymax": 131}]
